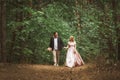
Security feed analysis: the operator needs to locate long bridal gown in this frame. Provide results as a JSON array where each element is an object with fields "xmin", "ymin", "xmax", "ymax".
[{"xmin": 66, "ymin": 41, "xmax": 84, "ymax": 68}]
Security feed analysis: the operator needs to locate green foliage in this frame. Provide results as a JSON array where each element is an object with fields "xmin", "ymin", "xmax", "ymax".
[
  {"xmin": 7, "ymin": 2, "xmax": 72, "ymax": 64},
  {"xmin": 6, "ymin": 0, "xmax": 119, "ymax": 64}
]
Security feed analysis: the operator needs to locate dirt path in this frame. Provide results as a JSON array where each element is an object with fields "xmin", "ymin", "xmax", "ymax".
[{"xmin": 0, "ymin": 63, "xmax": 120, "ymax": 80}]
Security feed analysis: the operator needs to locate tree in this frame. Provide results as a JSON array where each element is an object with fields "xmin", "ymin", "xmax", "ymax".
[
  {"xmin": 0, "ymin": 0, "xmax": 6, "ymax": 62},
  {"xmin": 112, "ymin": 0, "xmax": 120, "ymax": 60}
]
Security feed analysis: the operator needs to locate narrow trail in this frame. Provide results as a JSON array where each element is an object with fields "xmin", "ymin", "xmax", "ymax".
[{"xmin": 0, "ymin": 63, "xmax": 120, "ymax": 80}]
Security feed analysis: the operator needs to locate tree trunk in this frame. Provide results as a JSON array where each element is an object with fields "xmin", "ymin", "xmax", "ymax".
[
  {"xmin": 28, "ymin": 0, "xmax": 32, "ymax": 17},
  {"xmin": 9, "ymin": 0, "xmax": 24, "ymax": 63},
  {"xmin": 74, "ymin": 0, "xmax": 81, "ymax": 41},
  {"xmin": 75, "ymin": 0, "xmax": 81, "ymax": 29},
  {"xmin": 112, "ymin": 0, "xmax": 120, "ymax": 60},
  {"xmin": 0, "ymin": 0, "xmax": 6, "ymax": 62},
  {"xmin": 9, "ymin": 0, "xmax": 18, "ymax": 63},
  {"xmin": 0, "ymin": 0, "xmax": 1, "ymax": 61},
  {"xmin": 114, "ymin": 0, "xmax": 120, "ymax": 61}
]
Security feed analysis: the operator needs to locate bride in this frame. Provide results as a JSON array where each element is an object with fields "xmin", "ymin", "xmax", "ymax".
[{"xmin": 64, "ymin": 36, "xmax": 84, "ymax": 68}]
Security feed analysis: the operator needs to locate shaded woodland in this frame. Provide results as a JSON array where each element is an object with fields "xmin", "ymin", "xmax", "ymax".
[
  {"xmin": 0, "ymin": 0, "xmax": 120, "ymax": 80},
  {"xmin": 0, "ymin": 0, "xmax": 120, "ymax": 65}
]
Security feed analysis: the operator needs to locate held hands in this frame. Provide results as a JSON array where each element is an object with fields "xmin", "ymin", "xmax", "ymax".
[{"xmin": 63, "ymin": 46, "xmax": 68, "ymax": 49}]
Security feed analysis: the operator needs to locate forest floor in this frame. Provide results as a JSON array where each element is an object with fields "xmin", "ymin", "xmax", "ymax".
[{"xmin": 0, "ymin": 60, "xmax": 120, "ymax": 80}]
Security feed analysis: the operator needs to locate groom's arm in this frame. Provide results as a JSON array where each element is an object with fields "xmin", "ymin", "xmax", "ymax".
[{"xmin": 60, "ymin": 37, "xmax": 64, "ymax": 48}]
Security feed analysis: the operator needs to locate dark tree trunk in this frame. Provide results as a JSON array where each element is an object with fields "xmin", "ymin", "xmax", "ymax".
[
  {"xmin": 0, "ymin": 0, "xmax": 6, "ymax": 62},
  {"xmin": 74, "ymin": 0, "xmax": 81, "ymax": 41},
  {"xmin": 9, "ymin": 0, "xmax": 18, "ymax": 63},
  {"xmin": 112, "ymin": 0, "xmax": 120, "ymax": 60},
  {"xmin": 0, "ymin": 0, "xmax": 2, "ymax": 62},
  {"xmin": 9, "ymin": 0, "xmax": 24, "ymax": 63},
  {"xmin": 75, "ymin": 0, "xmax": 81, "ymax": 29}
]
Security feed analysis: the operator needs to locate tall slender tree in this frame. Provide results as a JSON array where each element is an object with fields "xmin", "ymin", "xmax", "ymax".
[
  {"xmin": 0, "ymin": 0, "xmax": 6, "ymax": 62},
  {"xmin": 74, "ymin": 0, "xmax": 81, "ymax": 30},
  {"xmin": 109, "ymin": 0, "xmax": 120, "ymax": 61},
  {"xmin": 112, "ymin": 0, "xmax": 120, "ymax": 60}
]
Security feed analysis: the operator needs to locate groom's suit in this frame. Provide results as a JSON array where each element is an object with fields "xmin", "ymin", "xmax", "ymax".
[
  {"xmin": 49, "ymin": 37, "xmax": 64, "ymax": 51},
  {"xmin": 49, "ymin": 37, "xmax": 64, "ymax": 66}
]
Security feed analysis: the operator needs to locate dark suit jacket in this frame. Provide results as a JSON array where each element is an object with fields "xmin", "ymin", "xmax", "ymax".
[{"xmin": 49, "ymin": 37, "xmax": 64, "ymax": 51}]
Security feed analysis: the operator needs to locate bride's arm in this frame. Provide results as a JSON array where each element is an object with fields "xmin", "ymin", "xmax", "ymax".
[{"xmin": 64, "ymin": 42, "xmax": 70, "ymax": 49}]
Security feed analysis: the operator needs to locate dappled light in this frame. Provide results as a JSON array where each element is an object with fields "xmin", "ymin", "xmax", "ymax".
[{"xmin": 0, "ymin": 0, "xmax": 120, "ymax": 80}]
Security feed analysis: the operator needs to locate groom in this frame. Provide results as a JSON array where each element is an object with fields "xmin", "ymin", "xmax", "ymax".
[{"xmin": 49, "ymin": 32, "xmax": 64, "ymax": 66}]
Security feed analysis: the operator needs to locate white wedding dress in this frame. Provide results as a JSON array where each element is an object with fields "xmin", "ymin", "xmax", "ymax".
[{"xmin": 66, "ymin": 41, "xmax": 84, "ymax": 68}]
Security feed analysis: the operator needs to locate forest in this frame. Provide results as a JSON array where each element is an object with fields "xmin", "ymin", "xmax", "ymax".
[{"xmin": 0, "ymin": 0, "xmax": 120, "ymax": 80}]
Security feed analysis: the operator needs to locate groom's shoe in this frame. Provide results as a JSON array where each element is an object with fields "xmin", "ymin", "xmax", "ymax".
[
  {"xmin": 54, "ymin": 63, "xmax": 56, "ymax": 66},
  {"xmin": 56, "ymin": 64, "xmax": 59, "ymax": 66},
  {"xmin": 54, "ymin": 63, "xmax": 59, "ymax": 66}
]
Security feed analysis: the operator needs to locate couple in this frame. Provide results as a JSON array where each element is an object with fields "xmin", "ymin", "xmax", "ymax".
[{"xmin": 48, "ymin": 32, "xmax": 84, "ymax": 68}]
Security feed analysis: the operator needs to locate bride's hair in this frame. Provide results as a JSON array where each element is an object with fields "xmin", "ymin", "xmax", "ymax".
[{"xmin": 69, "ymin": 36, "xmax": 74, "ymax": 42}]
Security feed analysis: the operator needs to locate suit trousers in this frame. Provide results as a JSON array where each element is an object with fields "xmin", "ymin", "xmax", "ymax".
[{"xmin": 53, "ymin": 50, "xmax": 60, "ymax": 65}]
